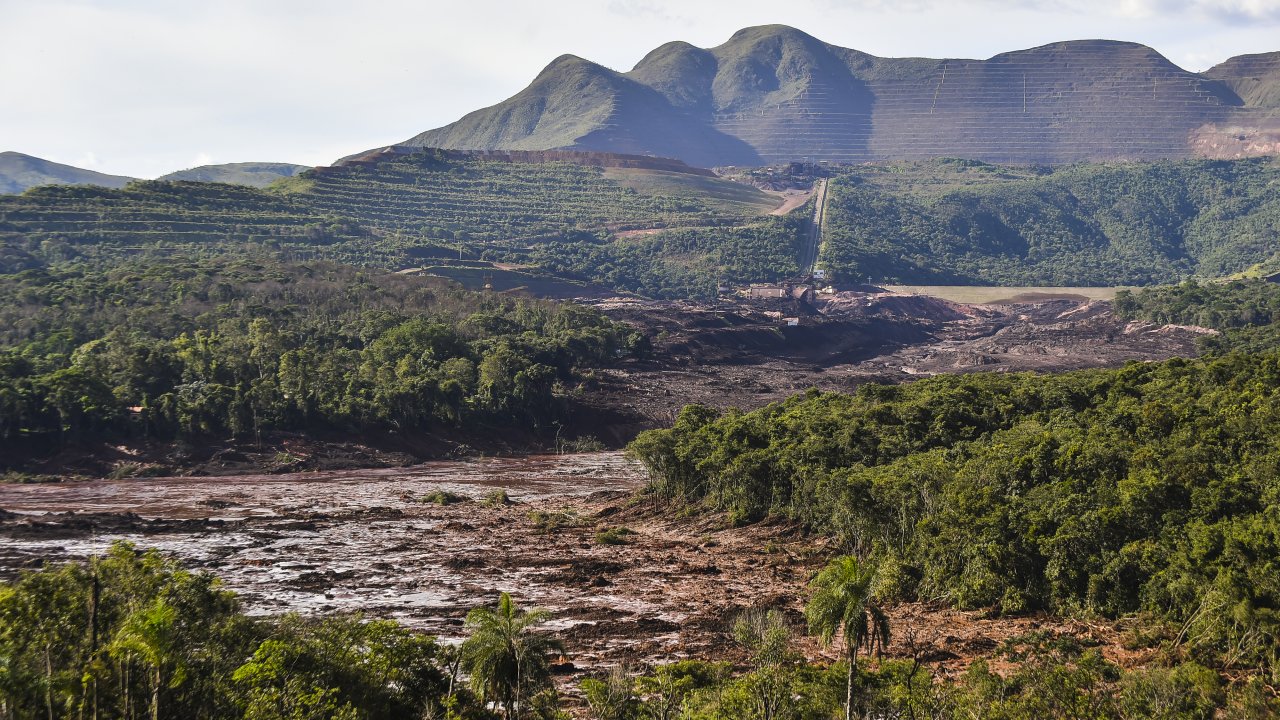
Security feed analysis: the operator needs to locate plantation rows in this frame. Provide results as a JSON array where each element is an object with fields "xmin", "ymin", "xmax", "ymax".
[
  {"xmin": 302, "ymin": 153, "xmax": 737, "ymax": 244},
  {"xmin": 0, "ymin": 150, "xmax": 756, "ymax": 274}
]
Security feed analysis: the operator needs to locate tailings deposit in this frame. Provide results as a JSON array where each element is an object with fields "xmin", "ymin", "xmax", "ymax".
[
  {"xmin": 0, "ymin": 451, "xmax": 1141, "ymax": 678},
  {"xmin": 0, "ymin": 453, "xmax": 817, "ymax": 671}
]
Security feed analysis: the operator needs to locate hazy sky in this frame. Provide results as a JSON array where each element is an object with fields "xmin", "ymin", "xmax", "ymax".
[{"xmin": 3, "ymin": 0, "xmax": 1278, "ymax": 178}]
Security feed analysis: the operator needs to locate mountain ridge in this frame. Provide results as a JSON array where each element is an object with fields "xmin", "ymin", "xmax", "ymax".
[
  {"xmin": 0, "ymin": 151, "xmax": 136, "ymax": 194},
  {"xmin": 399, "ymin": 26, "xmax": 1280, "ymax": 167},
  {"xmin": 0, "ymin": 154, "xmax": 311, "ymax": 194},
  {"xmin": 158, "ymin": 161, "xmax": 308, "ymax": 187}
]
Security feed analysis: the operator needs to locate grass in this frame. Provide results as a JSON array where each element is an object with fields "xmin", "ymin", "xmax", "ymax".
[
  {"xmin": 421, "ymin": 489, "xmax": 467, "ymax": 505},
  {"xmin": 1, "ymin": 471, "xmax": 63, "ymax": 484},
  {"xmin": 482, "ymin": 489, "xmax": 512, "ymax": 507},
  {"xmin": 528, "ymin": 509, "xmax": 585, "ymax": 533},
  {"xmin": 883, "ymin": 285, "xmax": 1130, "ymax": 304},
  {"xmin": 595, "ymin": 526, "xmax": 636, "ymax": 545}
]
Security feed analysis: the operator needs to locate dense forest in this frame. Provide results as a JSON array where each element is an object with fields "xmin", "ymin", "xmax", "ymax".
[
  {"xmin": 0, "ymin": 254, "xmax": 638, "ymax": 467},
  {"xmin": 630, "ymin": 351, "xmax": 1280, "ymax": 677},
  {"xmin": 1115, "ymin": 278, "xmax": 1280, "ymax": 352},
  {"xmin": 0, "ymin": 542, "xmax": 501, "ymax": 719},
  {"xmin": 819, "ymin": 158, "xmax": 1280, "ymax": 286}
]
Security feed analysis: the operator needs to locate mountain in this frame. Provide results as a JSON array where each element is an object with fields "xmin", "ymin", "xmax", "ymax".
[
  {"xmin": 407, "ymin": 55, "xmax": 761, "ymax": 167},
  {"xmin": 401, "ymin": 25, "xmax": 1280, "ymax": 166},
  {"xmin": 1205, "ymin": 51, "xmax": 1280, "ymax": 108},
  {"xmin": 0, "ymin": 151, "xmax": 136, "ymax": 194},
  {"xmin": 158, "ymin": 162, "xmax": 308, "ymax": 187}
]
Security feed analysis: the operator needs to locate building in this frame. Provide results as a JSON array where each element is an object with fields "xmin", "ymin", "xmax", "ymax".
[{"xmin": 748, "ymin": 284, "xmax": 787, "ymax": 299}]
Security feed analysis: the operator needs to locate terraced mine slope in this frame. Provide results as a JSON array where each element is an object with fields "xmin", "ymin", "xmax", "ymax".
[
  {"xmin": 6, "ymin": 149, "xmax": 1280, "ymax": 294},
  {"xmin": 0, "ymin": 148, "xmax": 792, "ymax": 289},
  {"xmin": 403, "ymin": 25, "xmax": 1280, "ymax": 166}
]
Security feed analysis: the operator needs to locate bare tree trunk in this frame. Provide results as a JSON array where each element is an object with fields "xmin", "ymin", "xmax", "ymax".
[
  {"xmin": 514, "ymin": 657, "xmax": 522, "ymax": 720},
  {"xmin": 845, "ymin": 642, "xmax": 857, "ymax": 720},
  {"xmin": 151, "ymin": 667, "xmax": 160, "ymax": 720},
  {"xmin": 88, "ymin": 568, "xmax": 100, "ymax": 720},
  {"xmin": 123, "ymin": 661, "xmax": 131, "ymax": 720},
  {"xmin": 45, "ymin": 644, "xmax": 54, "ymax": 720}
]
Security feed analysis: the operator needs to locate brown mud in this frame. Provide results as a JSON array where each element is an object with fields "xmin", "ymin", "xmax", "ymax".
[
  {"xmin": 0, "ymin": 452, "xmax": 1146, "ymax": 686},
  {"xmin": 578, "ymin": 291, "xmax": 1207, "ymax": 434}
]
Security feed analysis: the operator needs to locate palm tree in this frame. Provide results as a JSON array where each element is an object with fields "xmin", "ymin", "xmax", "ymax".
[
  {"xmin": 804, "ymin": 556, "xmax": 890, "ymax": 720},
  {"xmin": 460, "ymin": 592, "xmax": 561, "ymax": 719},
  {"xmin": 110, "ymin": 598, "xmax": 184, "ymax": 720}
]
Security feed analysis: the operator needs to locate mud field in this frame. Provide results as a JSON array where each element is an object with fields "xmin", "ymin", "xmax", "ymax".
[
  {"xmin": 581, "ymin": 292, "xmax": 1209, "ymax": 432},
  {"xmin": 0, "ymin": 452, "xmax": 1141, "ymax": 685}
]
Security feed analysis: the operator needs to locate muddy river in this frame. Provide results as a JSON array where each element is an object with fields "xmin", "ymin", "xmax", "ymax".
[
  {"xmin": 0, "ymin": 452, "xmax": 813, "ymax": 670},
  {"xmin": 0, "ymin": 451, "xmax": 1133, "ymax": 679}
]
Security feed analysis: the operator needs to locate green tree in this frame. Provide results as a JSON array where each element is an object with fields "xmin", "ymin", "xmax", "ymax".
[
  {"xmin": 582, "ymin": 666, "xmax": 640, "ymax": 720},
  {"xmin": 109, "ymin": 598, "xmax": 184, "ymax": 720},
  {"xmin": 461, "ymin": 592, "xmax": 561, "ymax": 719},
  {"xmin": 732, "ymin": 609, "xmax": 794, "ymax": 720},
  {"xmin": 232, "ymin": 639, "xmax": 360, "ymax": 720},
  {"xmin": 633, "ymin": 661, "xmax": 720, "ymax": 720},
  {"xmin": 805, "ymin": 556, "xmax": 890, "ymax": 720}
]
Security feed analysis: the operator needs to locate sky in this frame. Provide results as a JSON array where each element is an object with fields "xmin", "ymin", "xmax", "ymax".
[{"xmin": 2, "ymin": 0, "xmax": 1278, "ymax": 178}]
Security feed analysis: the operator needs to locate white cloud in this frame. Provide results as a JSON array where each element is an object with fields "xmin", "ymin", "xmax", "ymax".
[
  {"xmin": 73, "ymin": 152, "xmax": 100, "ymax": 169},
  {"xmin": 1199, "ymin": 0, "xmax": 1280, "ymax": 22}
]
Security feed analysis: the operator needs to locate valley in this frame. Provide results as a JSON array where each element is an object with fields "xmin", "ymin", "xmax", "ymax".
[{"xmin": 4, "ymin": 16, "xmax": 1280, "ymax": 717}]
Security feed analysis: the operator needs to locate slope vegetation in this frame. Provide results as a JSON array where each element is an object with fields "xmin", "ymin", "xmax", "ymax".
[
  {"xmin": 0, "ymin": 148, "xmax": 794, "ymax": 294},
  {"xmin": 817, "ymin": 158, "xmax": 1280, "ymax": 285},
  {"xmin": 7, "ymin": 151, "xmax": 1280, "ymax": 295},
  {"xmin": 158, "ymin": 161, "xmax": 308, "ymax": 187}
]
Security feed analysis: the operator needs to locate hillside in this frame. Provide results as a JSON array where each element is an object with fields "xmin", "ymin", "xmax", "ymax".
[
  {"xmin": 401, "ymin": 25, "xmax": 1280, "ymax": 166},
  {"xmin": 817, "ymin": 158, "xmax": 1280, "ymax": 285},
  {"xmin": 158, "ymin": 161, "xmax": 308, "ymax": 187},
  {"xmin": 0, "ymin": 148, "xmax": 791, "ymax": 292},
  {"xmin": 6, "ymin": 149, "xmax": 1280, "ymax": 295},
  {"xmin": 1205, "ymin": 51, "xmax": 1280, "ymax": 108},
  {"xmin": 0, "ymin": 151, "xmax": 136, "ymax": 194}
]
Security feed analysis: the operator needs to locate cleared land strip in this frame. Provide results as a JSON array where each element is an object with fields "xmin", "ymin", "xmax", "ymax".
[
  {"xmin": 885, "ymin": 285, "xmax": 1130, "ymax": 304},
  {"xmin": 800, "ymin": 178, "xmax": 827, "ymax": 276}
]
